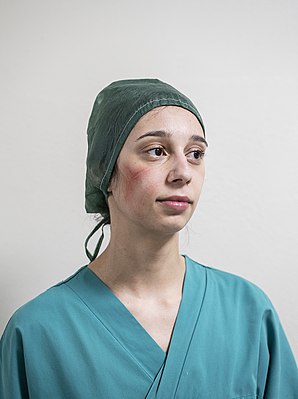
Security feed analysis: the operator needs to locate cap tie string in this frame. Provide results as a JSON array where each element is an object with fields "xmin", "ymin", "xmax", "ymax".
[{"xmin": 84, "ymin": 218, "xmax": 108, "ymax": 262}]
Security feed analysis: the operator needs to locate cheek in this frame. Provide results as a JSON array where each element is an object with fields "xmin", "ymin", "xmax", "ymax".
[{"xmin": 118, "ymin": 163, "xmax": 159, "ymax": 203}]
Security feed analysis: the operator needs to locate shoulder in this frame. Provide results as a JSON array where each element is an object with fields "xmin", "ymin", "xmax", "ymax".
[
  {"xmin": 2, "ymin": 266, "xmax": 87, "ymax": 337},
  {"xmin": 185, "ymin": 255, "xmax": 274, "ymax": 313}
]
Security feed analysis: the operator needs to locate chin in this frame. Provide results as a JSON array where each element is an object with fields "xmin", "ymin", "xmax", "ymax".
[{"xmin": 147, "ymin": 216, "xmax": 190, "ymax": 236}]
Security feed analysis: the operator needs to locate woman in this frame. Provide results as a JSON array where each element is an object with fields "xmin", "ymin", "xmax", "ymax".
[{"xmin": 1, "ymin": 79, "xmax": 297, "ymax": 398}]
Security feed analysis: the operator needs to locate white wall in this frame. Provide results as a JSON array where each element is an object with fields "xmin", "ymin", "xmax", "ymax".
[{"xmin": 1, "ymin": 0, "xmax": 297, "ymax": 361}]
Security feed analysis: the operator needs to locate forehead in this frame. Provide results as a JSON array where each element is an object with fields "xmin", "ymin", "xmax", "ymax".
[{"xmin": 127, "ymin": 106, "xmax": 204, "ymax": 140}]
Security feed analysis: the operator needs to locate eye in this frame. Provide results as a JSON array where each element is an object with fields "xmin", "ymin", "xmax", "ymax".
[
  {"xmin": 147, "ymin": 147, "xmax": 166, "ymax": 157},
  {"xmin": 193, "ymin": 150, "xmax": 205, "ymax": 159},
  {"xmin": 187, "ymin": 149, "xmax": 205, "ymax": 163}
]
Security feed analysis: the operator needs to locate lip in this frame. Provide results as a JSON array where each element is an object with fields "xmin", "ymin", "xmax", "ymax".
[
  {"xmin": 157, "ymin": 196, "xmax": 192, "ymax": 203},
  {"xmin": 156, "ymin": 196, "xmax": 192, "ymax": 211}
]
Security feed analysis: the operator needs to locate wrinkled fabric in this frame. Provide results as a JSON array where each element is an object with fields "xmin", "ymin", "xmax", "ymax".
[
  {"xmin": 1, "ymin": 256, "xmax": 298, "ymax": 398},
  {"xmin": 85, "ymin": 79, "xmax": 205, "ymax": 216}
]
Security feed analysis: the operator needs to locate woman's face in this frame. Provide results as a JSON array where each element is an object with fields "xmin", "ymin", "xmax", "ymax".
[{"xmin": 108, "ymin": 106, "xmax": 207, "ymax": 236}]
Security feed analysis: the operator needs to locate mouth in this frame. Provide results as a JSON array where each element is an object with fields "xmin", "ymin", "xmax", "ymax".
[
  {"xmin": 156, "ymin": 196, "xmax": 193, "ymax": 211},
  {"xmin": 157, "ymin": 196, "xmax": 192, "ymax": 203}
]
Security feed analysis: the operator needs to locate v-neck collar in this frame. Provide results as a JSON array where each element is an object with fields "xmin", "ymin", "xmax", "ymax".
[
  {"xmin": 65, "ymin": 255, "xmax": 207, "ymax": 385},
  {"xmin": 65, "ymin": 263, "xmax": 165, "ymax": 379}
]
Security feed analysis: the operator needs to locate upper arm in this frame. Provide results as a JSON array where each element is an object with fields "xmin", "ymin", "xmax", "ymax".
[
  {"xmin": 257, "ymin": 308, "xmax": 298, "ymax": 398},
  {"xmin": 0, "ymin": 320, "xmax": 30, "ymax": 399}
]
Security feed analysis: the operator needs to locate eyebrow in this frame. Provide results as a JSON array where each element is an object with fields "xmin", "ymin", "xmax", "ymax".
[{"xmin": 136, "ymin": 130, "xmax": 208, "ymax": 147}]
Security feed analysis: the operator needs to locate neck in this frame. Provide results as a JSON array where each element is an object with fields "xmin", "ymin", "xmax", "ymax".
[{"xmin": 89, "ymin": 226, "xmax": 185, "ymax": 296}]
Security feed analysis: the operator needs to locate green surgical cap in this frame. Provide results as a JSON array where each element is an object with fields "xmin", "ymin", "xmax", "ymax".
[{"xmin": 85, "ymin": 78, "xmax": 205, "ymax": 218}]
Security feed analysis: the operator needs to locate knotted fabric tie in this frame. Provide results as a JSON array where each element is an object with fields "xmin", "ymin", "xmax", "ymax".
[{"xmin": 84, "ymin": 218, "xmax": 108, "ymax": 262}]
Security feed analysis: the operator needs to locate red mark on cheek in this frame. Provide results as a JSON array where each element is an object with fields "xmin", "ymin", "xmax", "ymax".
[
  {"xmin": 125, "ymin": 163, "xmax": 149, "ymax": 180},
  {"xmin": 119, "ymin": 163, "xmax": 154, "ymax": 202}
]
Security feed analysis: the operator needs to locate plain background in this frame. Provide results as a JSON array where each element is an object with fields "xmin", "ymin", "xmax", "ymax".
[{"xmin": 0, "ymin": 0, "xmax": 297, "ymax": 362}]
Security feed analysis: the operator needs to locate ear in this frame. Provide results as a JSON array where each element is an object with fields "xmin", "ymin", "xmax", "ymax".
[
  {"xmin": 107, "ymin": 178, "xmax": 115, "ymax": 194},
  {"xmin": 108, "ymin": 165, "xmax": 118, "ymax": 193}
]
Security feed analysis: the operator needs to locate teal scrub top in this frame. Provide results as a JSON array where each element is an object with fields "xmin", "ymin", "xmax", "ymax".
[{"xmin": 1, "ymin": 256, "xmax": 298, "ymax": 398}]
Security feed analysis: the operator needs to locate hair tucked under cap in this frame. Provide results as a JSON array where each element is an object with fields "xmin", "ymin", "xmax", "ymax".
[{"xmin": 84, "ymin": 78, "xmax": 205, "ymax": 261}]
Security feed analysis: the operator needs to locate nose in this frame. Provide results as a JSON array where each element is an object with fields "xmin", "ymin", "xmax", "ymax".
[{"xmin": 166, "ymin": 154, "xmax": 192, "ymax": 185}]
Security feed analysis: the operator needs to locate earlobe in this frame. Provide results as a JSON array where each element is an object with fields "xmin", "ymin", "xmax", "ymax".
[
  {"xmin": 108, "ymin": 164, "xmax": 119, "ymax": 195},
  {"xmin": 107, "ymin": 181, "xmax": 114, "ymax": 195}
]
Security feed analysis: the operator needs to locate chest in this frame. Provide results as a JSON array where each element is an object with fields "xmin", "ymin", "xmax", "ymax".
[{"xmin": 121, "ymin": 296, "xmax": 181, "ymax": 352}]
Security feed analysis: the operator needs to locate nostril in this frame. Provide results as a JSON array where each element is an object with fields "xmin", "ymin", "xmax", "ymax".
[{"xmin": 171, "ymin": 177, "xmax": 191, "ymax": 185}]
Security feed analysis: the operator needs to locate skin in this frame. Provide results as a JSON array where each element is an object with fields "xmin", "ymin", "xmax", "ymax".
[{"xmin": 89, "ymin": 106, "xmax": 207, "ymax": 352}]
